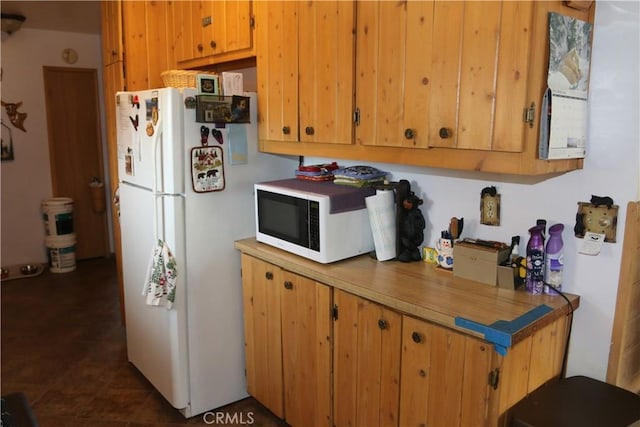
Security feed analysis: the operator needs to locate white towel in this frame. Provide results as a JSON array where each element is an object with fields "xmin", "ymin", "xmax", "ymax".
[{"xmin": 142, "ymin": 239, "xmax": 177, "ymax": 309}]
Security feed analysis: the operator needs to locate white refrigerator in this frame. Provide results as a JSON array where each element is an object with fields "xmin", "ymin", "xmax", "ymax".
[{"xmin": 115, "ymin": 88, "xmax": 295, "ymax": 417}]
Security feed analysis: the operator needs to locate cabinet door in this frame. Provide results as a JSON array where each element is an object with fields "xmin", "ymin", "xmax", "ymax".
[
  {"xmin": 356, "ymin": 1, "xmax": 433, "ymax": 149},
  {"xmin": 334, "ymin": 290, "xmax": 401, "ymax": 427},
  {"xmin": 208, "ymin": 1, "xmax": 253, "ymax": 57},
  {"xmin": 256, "ymin": 1, "xmax": 355, "ymax": 145},
  {"xmin": 280, "ymin": 270, "xmax": 332, "ymax": 427},
  {"xmin": 240, "ymin": 255, "xmax": 284, "ymax": 418},
  {"xmin": 101, "ymin": 0, "xmax": 123, "ymax": 67},
  {"xmin": 174, "ymin": 1, "xmax": 253, "ymax": 64},
  {"xmin": 298, "ymin": 1, "xmax": 355, "ymax": 144},
  {"xmin": 399, "ymin": 316, "xmax": 492, "ymax": 427},
  {"xmin": 122, "ymin": 1, "xmax": 176, "ymax": 90},
  {"xmin": 172, "ymin": 1, "xmax": 194, "ymax": 63},
  {"xmin": 255, "ymin": 1, "xmax": 299, "ymax": 142},
  {"xmin": 429, "ymin": 1, "xmax": 533, "ymax": 152},
  {"xmin": 495, "ymin": 314, "xmax": 570, "ymax": 417}
]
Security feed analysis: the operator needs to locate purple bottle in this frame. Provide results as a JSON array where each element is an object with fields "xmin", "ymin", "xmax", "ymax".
[
  {"xmin": 544, "ymin": 224, "xmax": 565, "ymax": 295},
  {"xmin": 526, "ymin": 225, "xmax": 545, "ymax": 295}
]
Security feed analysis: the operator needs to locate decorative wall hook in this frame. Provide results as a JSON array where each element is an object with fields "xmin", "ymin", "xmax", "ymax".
[
  {"xmin": 574, "ymin": 195, "xmax": 618, "ymax": 242},
  {"xmin": 1, "ymin": 100, "xmax": 27, "ymax": 132}
]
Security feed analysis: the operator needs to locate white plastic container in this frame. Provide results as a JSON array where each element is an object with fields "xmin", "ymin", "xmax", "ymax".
[
  {"xmin": 45, "ymin": 233, "xmax": 77, "ymax": 273},
  {"xmin": 42, "ymin": 198, "xmax": 74, "ymax": 236}
]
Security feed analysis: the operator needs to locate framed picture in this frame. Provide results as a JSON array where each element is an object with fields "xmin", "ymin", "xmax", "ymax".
[
  {"xmin": 195, "ymin": 95, "xmax": 250, "ymax": 124},
  {"xmin": 196, "ymin": 74, "xmax": 220, "ymax": 95}
]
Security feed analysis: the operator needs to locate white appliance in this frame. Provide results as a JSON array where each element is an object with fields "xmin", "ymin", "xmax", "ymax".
[
  {"xmin": 115, "ymin": 88, "xmax": 296, "ymax": 417},
  {"xmin": 254, "ymin": 179, "xmax": 375, "ymax": 263}
]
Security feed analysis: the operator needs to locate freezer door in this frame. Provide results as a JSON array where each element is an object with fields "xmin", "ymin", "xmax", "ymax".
[
  {"xmin": 119, "ymin": 183, "xmax": 189, "ymax": 409},
  {"xmin": 116, "ymin": 88, "xmax": 184, "ymax": 194}
]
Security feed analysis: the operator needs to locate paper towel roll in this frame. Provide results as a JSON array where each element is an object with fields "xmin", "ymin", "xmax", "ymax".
[{"xmin": 365, "ymin": 190, "xmax": 397, "ymax": 261}]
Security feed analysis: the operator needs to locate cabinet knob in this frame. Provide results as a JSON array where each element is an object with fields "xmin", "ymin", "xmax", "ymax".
[
  {"xmin": 411, "ymin": 331, "xmax": 423, "ymax": 343},
  {"xmin": 284, "ymin": 281, "xmax": 293, "ymax": 290},
  {"xmin": 305, "ymin": 126, "xmax": 315, "ymax": 136},
  {"xmin": 419, "ymin": 369, "xmax": 427, "ymax": 377},
  {"xmin": 265, "ymin": 271, "xmax": 273, "ymax": 280},
  {"xmin": 111, "ymin": 50, "xmax": 117, "ymax": 57},
  {"xmin": 282, "ymin": 126, "xmax": 290, "ymax": 135},
  {"xmin": 197, "ymin": 43, "xmax": 204, "ymax": 52},
  {"xmin": 439, "ymin": 127, "xmax": 452, "ymax": 139},
  {"xmin": 404, "ymin": 128, "xmax": 415, "ymax": 139},
  {"xmin": 378, "ymin": 319, "xmax": 388, "ymax": 330},
  {"xmin": 210, "ymin": 40, "xmax": 217, "ymax": 49}
]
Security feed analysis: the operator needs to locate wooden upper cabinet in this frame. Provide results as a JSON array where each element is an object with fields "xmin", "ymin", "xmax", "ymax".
[
  {"xmin": 357, "ymin": 1, "xmax": 533, "ymax": 152},
  {"xmin": 121, "ymin": 1, "xmax": 176, "ymax": 90},
  {"xmin": 298, "ymin": 1, "xmax": 355, "ymax": 145},
  {"xmin": 257, "ymin": 0, "xmax": 595, "ymax": 175},
  {"xmin": 255, "ymin": 1, "xmax": 298, "ymax": 143},
  {"xmin": 428, "ymin": 1, "xmax": 533, "ymax": 152},
  {"xmin": 356, "ymin": 1, "xmax": 433, "ymax": 149},
  {"xmin": 256, "ymin": 1, "xmax": 355, "ymax": 145},
  {"xmin": 173, "ymin": 1, "xmax": 254, "ymax": 67},
  {"xmin": 101, "ymin": 1, "xmax": 123, "ymax": 67}
]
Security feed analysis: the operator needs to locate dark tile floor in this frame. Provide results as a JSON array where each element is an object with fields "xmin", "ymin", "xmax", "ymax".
[{"xmin": 1, "ymin": 257, "xmax": 287, "ymax": 426}]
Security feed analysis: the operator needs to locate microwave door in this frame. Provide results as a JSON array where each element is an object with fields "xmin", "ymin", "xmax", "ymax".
[{"xmin": 257, "ymin": 190, "xmax": 310, "ymax": 249}]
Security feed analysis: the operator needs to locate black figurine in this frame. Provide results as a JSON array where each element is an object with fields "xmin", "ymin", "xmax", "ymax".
[{"xmin": 398, "ymin": 190, "xmax": 425, "ymax": 262}]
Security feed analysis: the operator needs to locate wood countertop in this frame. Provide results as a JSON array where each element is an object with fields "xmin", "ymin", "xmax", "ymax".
[{"xmin": 235, "ymin": 238, "xmax": 579, "ymax": 354}]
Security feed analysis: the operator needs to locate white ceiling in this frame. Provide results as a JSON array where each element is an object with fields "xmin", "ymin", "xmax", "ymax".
[{"xmin": 1, "ymin": 1, "xmax": 101, "ymax": 35}]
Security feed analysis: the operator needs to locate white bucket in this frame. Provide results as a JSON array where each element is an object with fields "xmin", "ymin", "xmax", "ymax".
[
  {"xmin": 42, "ymin": 197, "xmax": 74, "ymax": 237},
  {"xmin": 45, "ymin": 233, "xmax": 77, "ymax": 273}
]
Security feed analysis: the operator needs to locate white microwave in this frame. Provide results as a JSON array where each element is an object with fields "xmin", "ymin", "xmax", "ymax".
[{"xmin": 254, "ymin": 179, "xmax": 375, "ymax": 263}]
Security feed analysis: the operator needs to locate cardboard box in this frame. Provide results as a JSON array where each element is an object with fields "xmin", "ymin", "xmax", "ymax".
[
  {"xmin": 497, "ymin": 265, "xmax": 517, "ymax": 289},
  {"xmin": 453, "ymin": 242, "xmax": 511, "ymax": 286}
]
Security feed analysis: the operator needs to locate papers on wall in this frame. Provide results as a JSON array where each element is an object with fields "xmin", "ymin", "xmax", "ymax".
[
  {"xmin": 228, "ymin": 125, "xmax": 248, "ymax": 165},
  {"xmin": 221, "ymin": 72, "xmax": 244, "ymax": 96},
  {"xmin": 578, "ymin": 232, "xmax": 605, "ymax": 256},
  {"xmin": 539, "ymin": 12, "xmax": 593, "ymax": 160}
]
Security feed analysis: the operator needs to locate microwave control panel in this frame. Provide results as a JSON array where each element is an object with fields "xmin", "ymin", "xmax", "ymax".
[{"xmin": 309, "ymin": 201, "xmax": 320, "ymax": 251}]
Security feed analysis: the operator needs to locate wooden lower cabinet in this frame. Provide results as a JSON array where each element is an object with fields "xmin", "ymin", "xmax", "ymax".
[
  {"xmin": 280, "ymin": 270, "xmax": 332, "ymax": 427},
  {"xmin": 240, "ymin": 254, "xmax": 570, "ymax": 426},
  {"xmin": 400, "ymin": 315, "xmax": 494, "ymax": 427},
  {"xmin": 400, "ymin": 313, "xmax": 570, "ymax": 427},
  {"xmin": 240, "ymin": 254, "xmax": 284, "ymax": 418},
  {"xmin": 333, "ymin": 290, "xmax": 401, "ymax": 427},
  {"xmin": 241, "ymin": 255, "xmax": 331, "ymax": 426}
]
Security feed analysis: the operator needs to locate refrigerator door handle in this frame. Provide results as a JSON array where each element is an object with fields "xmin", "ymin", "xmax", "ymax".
[{"xmin": 152, "ymin": 118, "xmax": 163, "ymax": 241}]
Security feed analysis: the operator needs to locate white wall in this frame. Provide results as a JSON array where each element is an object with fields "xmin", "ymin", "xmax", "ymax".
[
  {"xmin": 1, "ymin": 28, "xmax": 106, "ymax": 266},
  {"xmin": 310, "ymin": 1, "xmax": 639, "ymax": 380}
]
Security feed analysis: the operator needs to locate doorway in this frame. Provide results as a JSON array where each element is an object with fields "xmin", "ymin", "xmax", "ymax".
[{"xmin": 43, "ymin": 67, "xmax": 109, "ymax": 260}]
